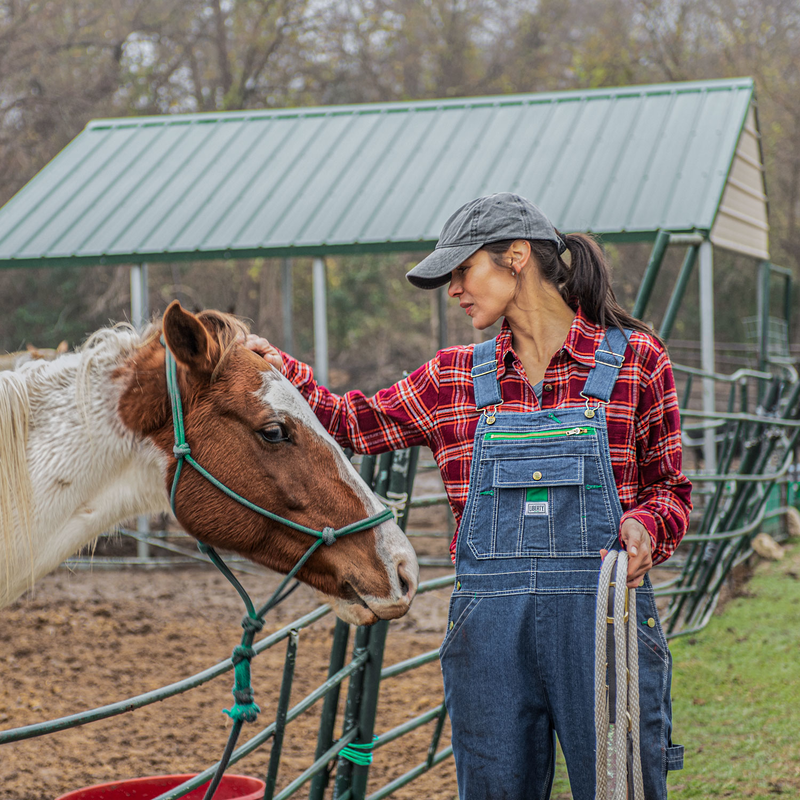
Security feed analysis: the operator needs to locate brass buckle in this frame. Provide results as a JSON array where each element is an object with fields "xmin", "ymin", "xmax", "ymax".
[
  {"xmin": 580, "ymin": 391, "xmax": 608, "ymax": 419},
  {"xmin": 483, "ymin": 401, "xmax": 503, "ymax": 425},
  {"xmin": 595, "ymin": 349, "xmax": 625, "ymax": 369}
]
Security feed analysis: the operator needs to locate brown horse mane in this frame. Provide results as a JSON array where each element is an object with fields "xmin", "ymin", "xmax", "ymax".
[{"xmin": 194, "ymin": 310, "xmax": 250, "ymax": 382}]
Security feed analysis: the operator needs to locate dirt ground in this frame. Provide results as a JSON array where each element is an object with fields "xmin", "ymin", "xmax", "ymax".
[
  {"xmin": 0, "ymin": 471, "xmax": 461, "ymax": 800},
  {"xmin": 0, "ymin": 461, "xmax": 701, "ymax": 800},
  {"xmin": 0, "ymin": 558, "xmax": 458, "ymax": 800}
]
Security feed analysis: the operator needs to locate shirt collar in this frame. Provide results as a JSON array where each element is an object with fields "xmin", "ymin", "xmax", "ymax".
[{"xmin": 494, "ymin": 307, "xmax": 607, "ymax": 372}]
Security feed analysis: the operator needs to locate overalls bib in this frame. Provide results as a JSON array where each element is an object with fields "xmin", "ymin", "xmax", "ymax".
[{"xmin": 440, "ymin": 329, "xmax": 684, "ymax": 800}]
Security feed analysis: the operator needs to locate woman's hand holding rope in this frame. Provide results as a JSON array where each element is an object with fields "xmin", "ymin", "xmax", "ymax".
[{"xmin": 601, "ymin": 519, "xmax": 653, "ymax": 588}]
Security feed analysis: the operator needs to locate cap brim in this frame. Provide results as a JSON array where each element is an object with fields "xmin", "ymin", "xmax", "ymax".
[{"xmin": 406, "ymin": 243, "xmax": 482, "ymax": 289}]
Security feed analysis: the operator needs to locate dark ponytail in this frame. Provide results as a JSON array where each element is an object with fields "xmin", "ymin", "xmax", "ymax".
[{"xmin": 484, "ymin": 233, "xmax": 659, "ymax": 342}]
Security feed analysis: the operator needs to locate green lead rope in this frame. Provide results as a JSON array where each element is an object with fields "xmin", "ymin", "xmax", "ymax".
[
  {"xmin": 161, "ymin": 343, "xmax": 394, "ymax": 799},
  {"xmin": 225, "ymin": 644, "xmax": 260, "ymax": 723}
]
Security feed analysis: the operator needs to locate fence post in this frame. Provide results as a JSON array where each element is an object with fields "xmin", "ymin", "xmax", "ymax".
[
  {"xmin": 348, "ymin": 620, "xmax": 390, "ymax": 799},
  {"xmin": 264, "ymin": 631, "xmax": 299, "ymax": 800},
  {"xmin": 332, "ymin": 626, "xmax": 370, "ymax": 799},
  {"xmin": 308, "ymin": 620, "xmax": 351, "ymax": 800}
]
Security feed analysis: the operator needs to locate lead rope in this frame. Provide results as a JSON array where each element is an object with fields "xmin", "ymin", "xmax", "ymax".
[
  {"xmin": 160, "ymin": 344, "xmax": 394, "ymax": 800},
  {"xmin": 595, "ymin": 551, "xmax": 644, "ymax": 800}
]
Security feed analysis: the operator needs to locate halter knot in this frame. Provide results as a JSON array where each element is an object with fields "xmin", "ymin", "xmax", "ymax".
[
  {"xmin": 232, "ymin": 687, "xmax": 256, "ymax": 705},
  {"xmin": 231, "ymin": 645, "xmax": 256, "ymax": 665},
  {"xmin": 321, "ymin": 526, "xmax": 336, "ymax": 546},
  {"xmin": 241, "ymin": 615, "xmax": 264, "ymax": 633},
  {"xmin": 173, "ymin": 442, "xmax": 192, "ymax": 458}
]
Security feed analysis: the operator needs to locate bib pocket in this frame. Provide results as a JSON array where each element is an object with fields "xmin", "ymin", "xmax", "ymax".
[{"xmin": 467, "ymin": 455, "xmax": 587, "ymax": 558}]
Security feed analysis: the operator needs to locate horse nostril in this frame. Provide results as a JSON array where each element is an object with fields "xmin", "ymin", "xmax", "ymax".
[{"xmin": 396, "ymin": 561, "xmax": 417, "ymax": 601}]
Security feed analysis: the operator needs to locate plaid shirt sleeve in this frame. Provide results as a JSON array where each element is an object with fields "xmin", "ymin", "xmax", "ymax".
[
  {"xmin": 279, "ymin": 351, "xmax": 440, "ymax": 454},
  {"xmin": 619, "ymin": 346, "xmax": 692, "ymax": 565}
]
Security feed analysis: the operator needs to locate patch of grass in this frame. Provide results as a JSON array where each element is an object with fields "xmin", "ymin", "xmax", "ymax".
[
  {"xmin": 550, "ymin": 541, "xmax": 800, "ymax": 798},
  {"xmin": 668, "ymin": 541, "xmax": 800, "ymax": 798}
]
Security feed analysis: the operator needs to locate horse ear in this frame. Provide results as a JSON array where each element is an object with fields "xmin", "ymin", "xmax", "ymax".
[{"xmin": 162, "ymin": 301, "xmax": 217, "ymax": 377}]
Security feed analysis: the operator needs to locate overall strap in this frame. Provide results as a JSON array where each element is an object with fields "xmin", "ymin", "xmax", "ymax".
[
  {"xmin": 471, "ymin": 337, "xmax": 502, "ymax": 410},
  {"xmin": 582, "ymin": 327, "xmax": 632, "ymax": 404}
]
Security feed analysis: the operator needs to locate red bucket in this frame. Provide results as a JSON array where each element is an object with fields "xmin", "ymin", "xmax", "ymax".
[{"xmin": 54, "ymin": 774, "xmax": 266, "ymax": 800}]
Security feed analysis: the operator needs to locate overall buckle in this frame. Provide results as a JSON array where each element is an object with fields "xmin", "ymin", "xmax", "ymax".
[
  {"xmin": 580, "ymin": 391, "xmax": 608, "ymax": 419},
  {"xmin": 482, "ymin": 402, "xmax": 503, "ymax": 425}
]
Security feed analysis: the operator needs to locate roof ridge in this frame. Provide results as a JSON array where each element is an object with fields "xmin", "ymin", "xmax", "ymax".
[{"xmin": 85, "ymin": 78, "xmax": 755, "ymax": 130}]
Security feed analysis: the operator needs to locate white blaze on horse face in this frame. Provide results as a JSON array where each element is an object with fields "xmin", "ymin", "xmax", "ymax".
[{"xmin": 258, "ymin": 371, "xmax": 419, "ymax": 621}]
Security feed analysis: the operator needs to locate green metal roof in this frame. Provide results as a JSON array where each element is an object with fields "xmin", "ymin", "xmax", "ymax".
[{"xmin": 0, "ymin": 77, "xmax": 761, "ymax": 268}]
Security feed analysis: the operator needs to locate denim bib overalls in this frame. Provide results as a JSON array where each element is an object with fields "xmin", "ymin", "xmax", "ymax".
[{"xmin": 440, "ymin": 329, "xmax": 684, "ymax": 800}]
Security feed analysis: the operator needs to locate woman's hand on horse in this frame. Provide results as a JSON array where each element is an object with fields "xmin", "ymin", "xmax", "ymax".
[
  {"xmin": 600, "ymin": 520, "xmax": 653, "ymax": 587},
  {"xmin": 242, "ymin": 334, "xmax": 283, "ymax": 370}
]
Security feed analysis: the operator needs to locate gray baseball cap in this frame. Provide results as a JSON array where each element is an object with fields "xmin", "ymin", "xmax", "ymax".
[{"xmin": 406, "ymin": 193, "xmax": 567, "ymax": 289}]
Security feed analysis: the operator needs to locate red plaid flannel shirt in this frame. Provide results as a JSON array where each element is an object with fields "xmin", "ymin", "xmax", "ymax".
[{"xmin": 280, "ymin": 307, "xmax": 692, "ymax": 564}]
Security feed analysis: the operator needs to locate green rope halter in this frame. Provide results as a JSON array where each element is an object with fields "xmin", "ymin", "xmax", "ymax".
[
  {"xmin": 161, "ymin": 341, "xmax": 394, "ymax": 800},
  {"xmin": 164, "ymin": 342, "xmax": 393, "ymax": 546}
]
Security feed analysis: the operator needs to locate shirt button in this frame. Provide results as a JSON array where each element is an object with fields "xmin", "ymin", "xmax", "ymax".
[
  {"xmin": 533, "ymin": 471, "xmax": 542, "ymax": 481},
  {"xmin": 647, "ymin": 618, "xmax": 656, "ymax": 628},
  {"xmin": 449, "ymin": 621, "xmax": 454, "ymax": 630},
  {"xmin": 544, "ymin": 383, "xmax": 553, "ymax": 391}
]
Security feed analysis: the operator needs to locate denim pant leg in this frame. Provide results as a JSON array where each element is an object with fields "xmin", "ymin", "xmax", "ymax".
[
  {"xmin": 534, "ymin": 592, "xmax": 599, "ymax": 800},
  {"xmin": 440, "ymin": 594, "xmax": 556, "ymax": 800},
  {"xmin": 635, "ymin": 586, "xmax": 683, "ymax": 798},
  {"xmin": 536, "ymin": 589, "xmax": 679, "ymax": 800}
]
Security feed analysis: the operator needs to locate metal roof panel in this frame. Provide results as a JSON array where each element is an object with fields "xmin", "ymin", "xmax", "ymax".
[{"xmin": 0, "ymin": 77, "xmax": 764, "ymax": 265}]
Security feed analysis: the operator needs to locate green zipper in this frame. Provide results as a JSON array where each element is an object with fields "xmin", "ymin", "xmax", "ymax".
[{"xmin": 484, "ymin": 427, "xmax": 596, "ymax": 441}]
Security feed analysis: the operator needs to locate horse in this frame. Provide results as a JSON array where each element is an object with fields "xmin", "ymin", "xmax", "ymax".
[
  {"xmin": 0, "ymin": 340, "xmax": 69, "ymax": 371},
  {"xmin": 0, "ymin": 301, "xmax": 418, "ymax": 625}
]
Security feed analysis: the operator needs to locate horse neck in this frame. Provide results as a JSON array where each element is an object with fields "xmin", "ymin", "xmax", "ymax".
[{"xmin": 1, "ymin": 330, "xmax": 170, "ymax": 607}]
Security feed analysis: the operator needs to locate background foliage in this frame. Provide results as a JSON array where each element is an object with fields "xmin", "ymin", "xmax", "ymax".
[{"xmin": 1, "ymin": 0, "xmax": 799, "ymax": 389}]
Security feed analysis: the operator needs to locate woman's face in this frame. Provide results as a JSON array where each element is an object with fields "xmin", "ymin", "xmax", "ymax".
[{"xmin": 447, "ymin": 248, "xmax": 516, "ymax": 330}]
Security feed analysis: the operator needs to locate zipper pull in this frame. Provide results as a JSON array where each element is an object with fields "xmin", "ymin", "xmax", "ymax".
[{"xmin": 565, "ymin": 427, "xmax": 583, "ymax": 436}]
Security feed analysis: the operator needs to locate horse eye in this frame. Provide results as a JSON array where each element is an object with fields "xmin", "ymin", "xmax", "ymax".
[{"xmin": 259, "ymin": 424, "xmax": 289, "ymax": 444}]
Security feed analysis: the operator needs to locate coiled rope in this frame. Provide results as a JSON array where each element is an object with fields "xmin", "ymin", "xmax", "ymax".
[{"xmin": 595, "ymin": 550, "xmax": 644, "ymax": 800}]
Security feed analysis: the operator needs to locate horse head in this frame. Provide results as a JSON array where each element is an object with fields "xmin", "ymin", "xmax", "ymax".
[{"xmin": 117, "ymin": 302, "xmax": 419, "ymax": 625}]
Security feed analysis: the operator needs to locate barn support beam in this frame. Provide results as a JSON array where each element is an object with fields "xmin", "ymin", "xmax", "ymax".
[
  {"xmin": 313, "ymin": 257, "xmax": 329, "ymax": 386},
  {"xmin": 757, "ymin": 260, "xmax": 771, "ymax": 373},
  {"xmin": 130, "ymin": 263, "xmax": 150, "ymax": 559},
  {"xmin": 282, "ymin": 258, "xmax": 293, "ymax": 354},
  {"xmin": 130, "ymin": 263, "xmax": 149, "ymax": 330},
  {"xmin": 699, "ymin": 240, "xmax": 717, "ymax": 475},
  {"xmin": 659, "ymin": 244, "xmax": 700, "ymax": 341},
  {"xmin": 437, "ymin": 285, "xmax": 448, "ymax": 351},
  {"xmin": 633, "ymin": 229, "xmax": 671, "ymax": 320}
]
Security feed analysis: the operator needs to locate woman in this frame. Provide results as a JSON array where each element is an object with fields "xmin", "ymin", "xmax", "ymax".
[{"xmin": 247, "ymin": 193, "xmax": 691, "ymax": 799}]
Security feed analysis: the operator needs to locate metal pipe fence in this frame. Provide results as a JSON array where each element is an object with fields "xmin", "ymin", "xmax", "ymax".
[{"xmin": 5, "ymin": 352, "xmax": 800, "ymax": 798}]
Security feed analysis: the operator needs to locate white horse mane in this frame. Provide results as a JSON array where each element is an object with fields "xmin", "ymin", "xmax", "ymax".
[
  {"xmin": 0, "ymin": 370, "xmax": 33, "ymax": 603},
  {"xmin": 0, "ymin": 322, "xmax": 152, "ymax": 606}
]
